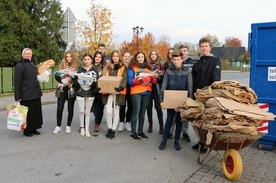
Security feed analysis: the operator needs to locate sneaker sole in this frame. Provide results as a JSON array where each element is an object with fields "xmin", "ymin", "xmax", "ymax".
[
  {"xmin": 53, "ymin": 130, "xmax": 61, "ymax": 134},
  {"xmin": 130, "ymin": 136, "xmax": 141, "ymax": 141},
  {"xmin": 138, "ymin": 136, "xmax": 149, "ymax": 139}
]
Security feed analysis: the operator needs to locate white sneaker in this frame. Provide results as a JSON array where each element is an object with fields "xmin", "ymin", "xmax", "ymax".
[
  {"xmin": 118, "ymin": 122, "xmax": 124, "ymax": 132},
  {"xmin": 65, "ymin": 126, "xmax": 71, "ymax": 134},
  {"xmin": 80, "ymin": 128, "xmax": 85, "ymax": 136},
  {"xmin": 85, "ymin": 131, "xmax": 91, "ymax": 137},
  {"xmin": 126, "ymin": 122, "xmax": 131, "ymax": 132},
  {"xmin": 53, "ymin": 126, "xmax": 61, "ymax": 134}
]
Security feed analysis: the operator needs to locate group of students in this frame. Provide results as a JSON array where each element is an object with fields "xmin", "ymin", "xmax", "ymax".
[
  {"xmin": 52, "ymin": 44, "xmax": 161, "ymax": 141},
  {"xmin": 14, "ymin": 38, "xmax": 221, "ymax": 152}
]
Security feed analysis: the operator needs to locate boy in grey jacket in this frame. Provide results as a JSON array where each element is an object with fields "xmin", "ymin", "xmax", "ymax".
[{"xmin": 159, "ymin": 52, "xmax": 193, "ymax": 151}]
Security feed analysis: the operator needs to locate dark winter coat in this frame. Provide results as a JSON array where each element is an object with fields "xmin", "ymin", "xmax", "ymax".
[
  {"xmin": 183, "ymin": 57, "xmax": 196, "ymax": 69},
  {"xmin": 160, "ymin": 64, "xmax": 193, "ymax": 102},
  {"xmin": 14, "ymin": 58, "xmax": 42, "ymax": 101},
  {"xmin": 192, "ymin": 56, "xmax": 221, "ymax": 94},
  {"xmin": 54, "ymin": 71, "xmax": 78, "ymax": 99},
  {"xmin": 76, "ymin": 66, "xmax": 98, "ymax": 98}
]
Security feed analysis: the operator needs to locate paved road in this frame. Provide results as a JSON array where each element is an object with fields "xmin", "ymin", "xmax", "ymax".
[{"xmin": 0, "ymin": 72, "xmax": 275, "ymax": 183}]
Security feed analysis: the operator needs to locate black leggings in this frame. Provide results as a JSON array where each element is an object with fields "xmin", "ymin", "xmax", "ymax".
[
  {"xmin": 93, "ymin": 94, "xmax": 104, "ymax": 125},
  {"xmin": 147, "ymin": 84, "xmax": 163, "ymax": 125},
  {"xmin": 56, "ymin": 92, "xmax": 76, "ymax": 126},
  {"xmin": 119, "ymin": 96, "xmax": 132, "ymax": 123}
]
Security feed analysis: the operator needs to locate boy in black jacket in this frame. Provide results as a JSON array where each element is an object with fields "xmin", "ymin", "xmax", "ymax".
[{"xmin": 191, "ymin": 37, "xmax": 221, "ymax": 153}]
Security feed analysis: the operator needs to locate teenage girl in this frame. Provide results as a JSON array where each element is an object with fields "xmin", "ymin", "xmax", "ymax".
[
  {"xmin": 76, "ymin": 53, "xmax": 98, "ymax": 137},
  {"xmin": 102, "ymin": 50, "xmax": 127, "ymax": 139},
  {"xmin": 53, "ymin": 51, "xmax": 78, "ymax": 134}
]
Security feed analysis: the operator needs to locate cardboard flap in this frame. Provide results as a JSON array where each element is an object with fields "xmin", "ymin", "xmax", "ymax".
[
  {"xmin": 98, "ymin": 76, "xmax": 122, "ymax": 94},
  {"xmin": 163, "ymin": 90, "xmax": 187, "ymax": 109}
]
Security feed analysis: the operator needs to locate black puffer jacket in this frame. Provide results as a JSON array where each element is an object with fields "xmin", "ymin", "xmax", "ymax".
[
  {"xmin": 192, "ymin": 56, "xmax": 221, "ymax": 94},
  {"xmin": 14, "ymin": 58, "xmax": 42, "ymax": 101},
  {"xmin": 76, "ymin": 66, "xmax": 99, "ymax": 98}
]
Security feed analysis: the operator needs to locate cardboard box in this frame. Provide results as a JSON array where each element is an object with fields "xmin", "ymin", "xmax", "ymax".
[
  {"xmin": 163, "ymin": 90, "xmax": 187, "ymax": 109},
  {"xmin": 98, "ymin": 76, "xmax": 122, "ymax": 94}
]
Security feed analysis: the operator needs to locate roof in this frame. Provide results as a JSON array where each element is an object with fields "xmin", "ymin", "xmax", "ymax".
[{"xmin": 211, "ymin": 47, "xmax": 245, "ymax": 61}]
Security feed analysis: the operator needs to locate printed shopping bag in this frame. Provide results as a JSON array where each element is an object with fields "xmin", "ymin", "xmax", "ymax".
[{"xmin": 6, "ymin": 104, "xmax": 28, "ymax": 131}]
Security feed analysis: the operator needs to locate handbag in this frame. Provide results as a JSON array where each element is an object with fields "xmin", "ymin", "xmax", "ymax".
[{"xmin": 7, "ymin": 103, "xmax": 28, "ymax": 131}]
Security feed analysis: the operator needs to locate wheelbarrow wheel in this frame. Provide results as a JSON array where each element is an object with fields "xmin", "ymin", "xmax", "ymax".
[{"xmin": 222, "ymin": 149, "xmax": 243, "ymax": 181}]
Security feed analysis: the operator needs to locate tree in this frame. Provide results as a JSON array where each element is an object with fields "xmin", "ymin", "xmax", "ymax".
[
  {"xmin": 238, "ymin": 51, "xmax": 251, "ymax": 65},
  {"xmin": 75, "ymin": 0, "xmax": 114, "ymax": 55},
  {"xmin": 224, "ymin": 36, "xmax": 242, "ymax": 47},
  {"xmin": 201, "ymin": 34, "xmax": 221, "ymax": 47},
  {"xmin": 0, "ymin": 0, "xmax": 66, "ymax": 66},
  {"xmin": 173, "ymin": 41, "xmax": 198, "ymax": 56},
  {"xmin": 120, "ymin": 32, "xmax": 170, "ymax": 60}
]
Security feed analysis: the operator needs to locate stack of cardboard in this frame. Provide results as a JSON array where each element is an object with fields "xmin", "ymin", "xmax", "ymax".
[{"xmin": 178, "ymin": 80, "xmax": 276, "ymax": 135}]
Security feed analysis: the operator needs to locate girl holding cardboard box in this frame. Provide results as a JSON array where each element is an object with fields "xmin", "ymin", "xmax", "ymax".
[{"xmin": 101, "ymin": 50, "xmax": 127, "ymax": 139}]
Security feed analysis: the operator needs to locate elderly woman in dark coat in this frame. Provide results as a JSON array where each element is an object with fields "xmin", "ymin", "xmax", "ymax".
[{"xmin": 14, "ymin": 48, "xmax": 43, "ymax": 137}]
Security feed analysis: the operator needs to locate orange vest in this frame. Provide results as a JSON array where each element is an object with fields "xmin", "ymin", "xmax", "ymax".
[
  {"xmin": 104, "ymin": 65, "xmax": 127, "ymax": 95},
  {"xmin": 130, "ymin": 66, "xmax": 152, "ymax": 95}
]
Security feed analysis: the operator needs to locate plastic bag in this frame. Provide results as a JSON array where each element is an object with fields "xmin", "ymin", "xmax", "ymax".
[
  {"xmin": 7, "ymin": 103, "xmax": 28, "ymax": 131},
  {"xmin": 37, "ymin": 69, "xmax": 52, "ymax": 82}
]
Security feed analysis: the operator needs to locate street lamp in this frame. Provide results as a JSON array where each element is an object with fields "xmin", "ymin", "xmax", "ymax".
[{"xmin": 132, "ymin": 26, "xmax": 143, "ymax": 51}]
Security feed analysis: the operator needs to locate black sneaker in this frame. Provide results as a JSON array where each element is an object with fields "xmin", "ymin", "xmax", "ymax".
[
  {"xmin": 192, "ymin": 142, "xmax": 200, "ymax": 149},
  {"xmin": 174, "ymin": 141, "xmax": 181, "ymax": 151},
  {"xmin": 159, "ymin": 140, "xmax": 166, "ymax": 150},
  {"xmin": 109, "ymin": 130, "xmax": 115, "ymax": 139},
  {"xmin": 130, "ymin": 133, "xmax": 141, "ymax": 141},
  {"xmin": 138, "ymin": 131, "xmax": 148, "ymax": 139},
  {"xmin": 200, "ymin": 143, "xmax": 208, "ymax": 153},
  {"xmin": 106, "ymin": 129, "xmax": 112, "ymax": 138},
  {"xmin": 182, "ymin": 132, "xmax": 190, "ymax": 142}
]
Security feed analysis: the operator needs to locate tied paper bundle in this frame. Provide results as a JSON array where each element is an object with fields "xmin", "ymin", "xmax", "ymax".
[
  {"xmin": 37, "ymin": 59, "xmax": 55, "ymax": 74},
  {"xmin": 135, "ymin": 69, "xmax": 158, "ymax": 86},
  {"xmin": 77, "ymin": 71, "xmax": 97, "ymax": 91},
  {"xmin": 37, "ymin": 59, "xmax": 55, "ymax": 82},
  {"xmin": 177, "ymin": 80, "xmax": 276, "ymax": 136},
  {"xmin": 194, "ymin": 80, "xmax": 258, "ymax": 104}
]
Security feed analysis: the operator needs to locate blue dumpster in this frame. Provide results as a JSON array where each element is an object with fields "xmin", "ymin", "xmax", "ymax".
[{"xmin": 249, "ymin": 21, "xmax": 276, "ymax": 150}]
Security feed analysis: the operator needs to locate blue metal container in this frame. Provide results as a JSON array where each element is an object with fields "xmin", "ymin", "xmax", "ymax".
[{"xmin": 249, "ymin": 21, "xmax": 276, "ymax": 150}]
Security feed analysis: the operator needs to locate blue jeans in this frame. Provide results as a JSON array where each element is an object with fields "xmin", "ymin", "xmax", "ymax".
[
  {"xmin": 131, "ymin": 94, "xmax": 151, "ymax": 133},
  {"xmin": 162, "ymin": 109, "xmax": 182, "ymax": 143}
]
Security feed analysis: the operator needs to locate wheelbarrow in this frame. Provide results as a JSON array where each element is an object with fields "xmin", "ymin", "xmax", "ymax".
[{"xmin": 196, "ymin": 127, "xmax": 264, "ymax": 182}]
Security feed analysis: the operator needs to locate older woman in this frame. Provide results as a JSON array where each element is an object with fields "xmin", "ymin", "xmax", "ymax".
[{"xmin": 14, "ymin": 48, "xmax": 43, "ymax": 137}]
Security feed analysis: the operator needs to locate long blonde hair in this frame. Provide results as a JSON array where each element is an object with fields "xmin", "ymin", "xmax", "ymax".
[{"xmin": 59, "ymin": 51, "xmax": 78, "ymax": 70}]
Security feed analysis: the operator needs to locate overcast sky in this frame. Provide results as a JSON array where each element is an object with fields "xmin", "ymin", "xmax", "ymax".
[{"xmin": 60, "ymin": 0, "xmax": 276, "ymax": 47}]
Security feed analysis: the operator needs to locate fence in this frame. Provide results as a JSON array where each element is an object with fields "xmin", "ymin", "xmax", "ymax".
[{"xmin": 0, "ymin": 67, "xmax": 58, "ymax": 93}]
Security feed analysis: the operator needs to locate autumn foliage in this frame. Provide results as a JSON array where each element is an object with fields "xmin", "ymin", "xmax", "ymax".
[
  {"xmin": 224, "ymin": 36, "xmax": 242, "ymax": 47},
  {"xmin": 75, "ymin": 0, "xmax": 114, "ymax": 55},
  {"xmin": 120, "ymin": 32, "xmax": 170, "ymax": 61}
]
